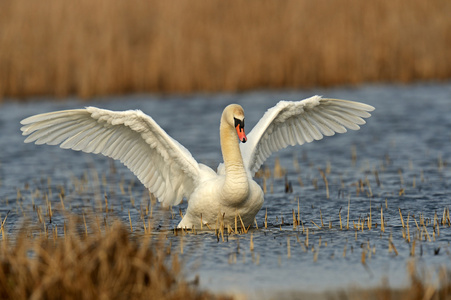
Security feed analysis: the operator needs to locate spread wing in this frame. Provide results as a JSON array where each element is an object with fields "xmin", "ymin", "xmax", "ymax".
[
  {"xmin": 240, "ymin": 96, "xmax": 374, "ymax": 175},
  {"xmin": 20, "ymin": 106, "xmax": 201, "ymax": 206}
]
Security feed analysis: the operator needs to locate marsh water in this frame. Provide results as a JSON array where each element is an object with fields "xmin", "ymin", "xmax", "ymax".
[{"xmin": 1, "ymin": 82, "xmax": 451, "ymax": 298}]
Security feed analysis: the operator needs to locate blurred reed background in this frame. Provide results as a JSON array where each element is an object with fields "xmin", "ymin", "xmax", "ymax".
[{"xmin": 0, "ymin": 0, "xmax": 450, "ymax": 99}]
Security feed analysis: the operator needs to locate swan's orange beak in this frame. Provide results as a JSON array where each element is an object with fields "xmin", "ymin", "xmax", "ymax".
[{"xmin": 236, "ymin": 124, "xmax": 247, "ymax": 143}]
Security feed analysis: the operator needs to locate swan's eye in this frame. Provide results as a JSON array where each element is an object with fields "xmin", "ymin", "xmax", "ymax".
[{"xmin": 234, "ymin": 117, "xmax": 244, "ymax": 131}]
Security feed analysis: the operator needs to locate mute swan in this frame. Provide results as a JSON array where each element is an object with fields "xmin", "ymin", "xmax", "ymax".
[{"xmin": 21, "ymin": 96, "xmax": 374, "ymax": 229}]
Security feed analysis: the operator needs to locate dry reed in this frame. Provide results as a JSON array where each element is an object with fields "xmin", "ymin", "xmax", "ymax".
[
  {"xmin": 1, "ymin": 0, "xmax": 451, "ymax": 99},
  {"xmin": 0, "ymin": 216, "xmax": 228, "ymax": 300},
  {"xmin": 322, "ymin": 263, "xmax": 451, "ymax": 300}
]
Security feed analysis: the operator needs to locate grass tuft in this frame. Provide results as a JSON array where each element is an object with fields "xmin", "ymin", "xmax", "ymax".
[{"xmin": 0, "ymin": 216, "xmax": 228, "ymax": 300}]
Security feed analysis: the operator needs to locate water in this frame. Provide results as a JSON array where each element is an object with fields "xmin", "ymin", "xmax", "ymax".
[{"xmin": 1, "ymin": 82, "xmax": 451, "ymax": 298}]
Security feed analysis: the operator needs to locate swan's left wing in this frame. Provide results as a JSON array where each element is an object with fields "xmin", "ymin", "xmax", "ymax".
[
  {"xmin": 21, "ymin": 107, "xmax": 200, "ymax": 207},
  {"xmin": 241, "ymin": 96, "xmax": 374, "ymax": 175}
]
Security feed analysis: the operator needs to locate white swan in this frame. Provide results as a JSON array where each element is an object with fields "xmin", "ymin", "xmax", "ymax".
[{"xmin": 20, "ymin": 96, "xmax": 374, "ymax": 229}]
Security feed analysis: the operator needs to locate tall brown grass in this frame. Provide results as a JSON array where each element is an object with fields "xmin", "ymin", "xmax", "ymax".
[
  {"xmin": 0, "ymin": 216, "xmax": 228, "ymax": 300},
  {"xmin": 1, "ymin": 0, "xmax": 450, "ymax": 99},
  {"xmin": 1, "ymin": 218, "xmax": 451, "ymax": 300}
]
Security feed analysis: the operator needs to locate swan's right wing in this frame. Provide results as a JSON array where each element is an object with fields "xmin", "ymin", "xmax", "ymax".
[
  {"xmin": 241, "ymin": 96, "xmax": 374, "ymax": 175},
  {"xmin": 21, "ymin": 107, "xmax": 200, "ymax": 207}
]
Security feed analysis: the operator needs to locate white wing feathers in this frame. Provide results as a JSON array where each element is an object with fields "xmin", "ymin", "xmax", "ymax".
[
  {"xmin": 240, "ymin": 96, "xmax": 374, "ymax": 175},
  {"xmin": 20, "ymin": 107, "xmax": 200, "ymax": 206}
]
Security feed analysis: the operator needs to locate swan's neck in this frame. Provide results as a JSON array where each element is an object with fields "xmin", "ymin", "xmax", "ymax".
[{"xmin": 220, "ymin": 120, "xmax": 249, "ymax": 204}]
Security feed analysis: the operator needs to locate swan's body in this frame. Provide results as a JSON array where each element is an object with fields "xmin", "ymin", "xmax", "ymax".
[{"xmin": 21, "ymin": 96, "xmax": 374, "ymax": 229}]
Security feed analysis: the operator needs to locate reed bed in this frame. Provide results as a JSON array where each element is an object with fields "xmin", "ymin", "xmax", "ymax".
[
  {"xmin": 1, "ymin": 217, "xmax": 449, "ymax": 300},
  {"xmin": 320, "ymin": 264, "xmax": 451, "ymax": 300},
  {"xmin": 0, "ymin": 215, "xmax": 228, "ymax": 300},
  {"xmin": 1, "ymin": 0, "xmax": 451, "ymax": 99}
]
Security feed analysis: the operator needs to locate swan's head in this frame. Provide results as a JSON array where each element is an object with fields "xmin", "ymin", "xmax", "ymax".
[{"xmin": 223, "ymin": 104, "xmax": 247, "ymax": 143}]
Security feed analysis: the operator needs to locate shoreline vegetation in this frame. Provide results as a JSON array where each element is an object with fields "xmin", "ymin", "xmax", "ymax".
[
  {"xmin": 0, "ymin": 215, "xmax": 450, "ymax": 300},
  {"xmin": 0, "ymin": 216, "xmax": 230, "ymax": 300},
  {"xmin": 1, "ymin": 0, "xmax": 451, "ymax": 100}
]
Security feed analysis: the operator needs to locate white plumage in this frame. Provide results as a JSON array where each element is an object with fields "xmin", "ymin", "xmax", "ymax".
[
  {"xmin": 21, "ymin": 95, "xmax": 374, "ymax": 229},
  {"xmin": 241, "ymin": 97, "xmax": 373, "ymax": 175}
]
